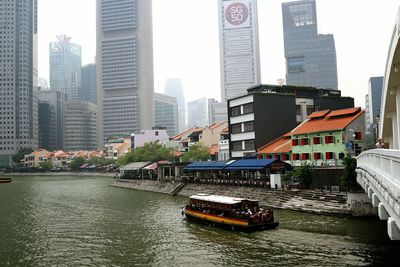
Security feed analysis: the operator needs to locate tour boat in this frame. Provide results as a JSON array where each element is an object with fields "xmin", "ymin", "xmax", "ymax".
[
  {"xmin": 183, "ymin": 194, "xmax": 279, "ymax": 232},
  {"xmin": 0, "ymin": 178, "xmax": 12, "ymax": 183}
]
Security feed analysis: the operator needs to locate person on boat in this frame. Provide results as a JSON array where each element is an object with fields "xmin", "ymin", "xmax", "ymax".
[
  {"xmin": 258, "ymin": 209, "xmax": 264, "ymax": 223},
  {"xmin": 246, "ymin": 209, "xmax": 252, "ymax": 216}
]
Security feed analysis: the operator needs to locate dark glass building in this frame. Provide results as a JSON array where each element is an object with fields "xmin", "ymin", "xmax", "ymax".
[
  {"xmin": 366, "ymin": 76, "xmax": 384, "ymax": 135},
  {"xmin": 79, "ymin": 64, "xmax": 97, "ymax": 104},
  {"xmin": 282, "ymin": 0, "xmax": 338, "ymax": 90}
]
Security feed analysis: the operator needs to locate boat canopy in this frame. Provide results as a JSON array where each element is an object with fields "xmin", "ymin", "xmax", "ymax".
[
  {"xmin": 189, "ymin": 194, "xmax": 246, "ymax": 205},
  {"xmin": 224, "ymin": 158, "xmax": 278, "ymax": 171},
  {"xmin": 184, "ymin": 160, "xmax": 235, "ymax": 171}
]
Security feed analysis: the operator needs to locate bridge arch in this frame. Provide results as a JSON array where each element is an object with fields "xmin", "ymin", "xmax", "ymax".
[{"xmin": 380, "ymin": 7, "xmax": 400, "ymax": 148}]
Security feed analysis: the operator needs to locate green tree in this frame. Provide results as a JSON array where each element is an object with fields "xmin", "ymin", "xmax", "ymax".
[
  {"xmin": 39, "ymin": 160, "xmax": 53, "ymax": 170},
  {"xmin": 340, "ymin": 154, "xmax": 361, "ymax": 192},
  {"xmin": 181, "ymin": 143, "xmax": 211, "ymax": 162},
  {"xmin": 118, "ymin": 142, "xmax": 174, "ymax": 165},
  {"xmin": 13, "ymin": 147, "xmax": 33, "ymax": 164},
  {"xmin": 69, "ymin": 157, "xmax": 86, "ymax": 171},
  {"xmin": 295, "ymin": 163, "xmax": 313, "ymax": 189}
]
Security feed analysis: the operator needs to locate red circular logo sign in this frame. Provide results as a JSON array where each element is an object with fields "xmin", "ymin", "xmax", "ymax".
[{"xmin": 225, "ymin": 2, "xmax": 249, "ymax": 26}]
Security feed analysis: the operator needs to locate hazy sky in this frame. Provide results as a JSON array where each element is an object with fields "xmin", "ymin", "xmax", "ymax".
[{"xmin": 38, "ymin": 0, "xmax": 400, "ymax": 107}]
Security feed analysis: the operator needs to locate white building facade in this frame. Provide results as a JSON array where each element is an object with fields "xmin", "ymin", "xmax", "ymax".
[{"xmin": 218, "ymin": 0, "xmax": 261, "ymax": 102}]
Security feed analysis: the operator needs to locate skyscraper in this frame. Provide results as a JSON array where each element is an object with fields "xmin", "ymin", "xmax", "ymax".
[
  {"xmin": 187, "ymin": 98, "xmax": 208, "ymax": 128},
  {"xmin": 282, "ymin": 0, "xmax": 338, "ymax": 90},
  {"xmin": 164, "ymin": 79, "xmax": 186, "ymax": 132},
  {"xmin": 38, "ymin": 89, "xmax": 66, "ymax": 150},
  {"xmin": 366, "ymin": 76, "xmax": 384, "ymax": 136},
  {"xmin": 49, "ymin": 35, "xmax": 82, "ymax": 100},
  {"xmin": 154, "ymin": 93, "xmax": 178, "ymax": 137},
  {"xmin": 218, "ymin": 0, "xmax": 261, "ymax": 102},
  {"xmin": 0, "ymin": 0, "xmax": 38, "ymax": 166},
  {"xmin": 208, "ymin": 99, "xmax": 228, "ymax": 125},
  {"xmin": 97, "ymin": 0, "xmax": 154, "ymax": 144},
  {"xmin": 79, "ymin": 64, "xmax": 97, "ymax": 104},
  {"xmin": 64, "ymin": 101, "xmax": 98, "ymax": 151}
]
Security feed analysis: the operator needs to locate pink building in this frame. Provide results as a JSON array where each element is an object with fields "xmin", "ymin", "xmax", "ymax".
[{"xmin": 131, "ymin": 129, "xmax": 169, "ymax": 149}]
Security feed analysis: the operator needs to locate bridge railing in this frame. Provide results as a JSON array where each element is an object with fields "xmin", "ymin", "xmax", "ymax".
[{"xmin": 357, "ymin": 149, "xmax": 400, "ymax": 198}]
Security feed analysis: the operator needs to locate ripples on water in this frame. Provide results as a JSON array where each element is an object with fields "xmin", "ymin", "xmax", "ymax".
[{"xmin": 0, "ymin": 176, "xmax": 399, "ymax": 266}]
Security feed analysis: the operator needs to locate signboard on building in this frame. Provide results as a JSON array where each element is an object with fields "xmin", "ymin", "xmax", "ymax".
[{"xmin": 223, "ymin": 1, "xmax": 251, "ymax": 29}]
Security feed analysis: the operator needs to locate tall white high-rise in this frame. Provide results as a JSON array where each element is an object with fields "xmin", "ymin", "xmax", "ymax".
[
  {"xmin": 97, "ymin": 0, "xmax": 154, "ymax": 145},
  {"xmin": 218, "ymin": 0, "xmax": 261, "ymax": 102},
  {"xmin": 0, "ymin": 0, "xmax": 38, "ymax": 166}
]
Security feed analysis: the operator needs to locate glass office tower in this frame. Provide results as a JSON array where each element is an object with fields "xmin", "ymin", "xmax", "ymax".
[{"xmin": 282, "ymin": 0, "xmax": 338, "ymax": 90}]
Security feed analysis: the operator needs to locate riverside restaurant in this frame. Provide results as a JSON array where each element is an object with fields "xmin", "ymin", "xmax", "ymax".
[{"xmin": 184, "ymin": 158, "xmax": 291, "ymax": 180}]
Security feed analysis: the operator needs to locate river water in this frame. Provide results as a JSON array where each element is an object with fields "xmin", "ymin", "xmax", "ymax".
[{"xmin": 0, "ymin": 176, "xmax": 399, "ymax": 266}]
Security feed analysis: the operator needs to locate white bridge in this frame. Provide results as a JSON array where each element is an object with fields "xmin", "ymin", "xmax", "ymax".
[{"xmin": 356, "ymin": 8, "xmax": 400, "ymax": 240}]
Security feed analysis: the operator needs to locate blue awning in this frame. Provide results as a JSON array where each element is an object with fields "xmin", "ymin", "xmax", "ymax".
[
  {"xmin": 184, "ymin": 160, "xmax": 235, "ymax": 171},
  {"xmin": 224, "ymin": 159, "xmax": 278, "ymax": 171}
]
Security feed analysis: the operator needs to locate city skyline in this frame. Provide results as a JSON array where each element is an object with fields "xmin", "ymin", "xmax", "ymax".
[{"xmin": 38, "ymin": 0, "xmax": 399, "ymax": 108}]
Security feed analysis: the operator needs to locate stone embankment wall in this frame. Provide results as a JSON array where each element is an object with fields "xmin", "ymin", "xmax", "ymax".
[
  {"xmin": 4, "ymin": 172, "xmax": 116, "ymax": 177},
  {"xmin": 111, "ymin": 180, "xmax": 376, "ymax": 216}
]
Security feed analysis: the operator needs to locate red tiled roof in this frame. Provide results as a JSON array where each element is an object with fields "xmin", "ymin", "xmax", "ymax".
[
  {"xmin": 209, "ymin": 144, "xmax": 219, "ymax": 156},
  {"xmin": 307, "ymin": 110, "xmax": 330, "ymax": 119},
  {"xmin": 326, "ymin": 107, "xmax": 361, "ymax": 118},
  {"xmin": 292, "ymin": 107, "xmax": 364, "ymax": 135},
  {"xmin": 174, "ymin": 151, "xmax": 182, "ymax": 157},
  {"xmin": 210, "ymin": 121, "xmax": 226, "ymax": 129},
  {"xmin": 221, "ymin": 127, "xmax": 229, "ymax": 134},
  {"xmin": 179, "ymin": 138, "xmax": 190, "ymax": 144},
  {"xmin": 258, "ymin": 135, "xmax": 292, "ymax": 154},
  {"xmin": 172, "ymin": 127, "xmax": 202, "ymax": 141}
]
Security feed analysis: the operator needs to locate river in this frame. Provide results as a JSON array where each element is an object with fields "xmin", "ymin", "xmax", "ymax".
[{"xmin": 0, "ymin": 176, "xmax": 398, "ymax": 266}]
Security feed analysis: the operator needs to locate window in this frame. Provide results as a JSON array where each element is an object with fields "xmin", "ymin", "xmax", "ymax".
[
  {"xmin": 354, "ymin": 132, "xmax": 362, "ymax": 140},
  {"xmin": 338, "ymin": 152, "xmax": 345, "ymax": 159},
  {"xmin": 325, "ymin": 136, "xmax": 334, "ymax": 144},
  {"xmin": 232, "ymin": 141, "xmax": 242, "ymax": 151},
  {"xmin": 231, "ymin": 123, "xmax": 241, "ymax": 134},
  {"xmin": 296, "ymin": 105, "xmax": 301, "ymax": 115},
  {"xmin": 244, "ymin": 139, "xmax": 255, "ymax": 150},
  {"xmin": 292, "ymin": 139, "xmax": 299, "ymax": 146},
  {"xmin": 301, "ymin": 138, "xmax": 309, "ymax": 146},
  {"xmin": 287, "ymin": 57, "xmax": 305, "ymax": 73},
  {"xmin": 243, "ymin": 103, "xmax": 254, "ymax": 114},
  {"xmin": 325, "ymin": 152, "xmax": 334, "ymax": 160},
  {"xmin": 292, "ymin": 153, "xmax": 300, "ymax": 161},
  {"xmin": 306, "ymin": 105, "xmax": 314, "ymax": 115},
  {"xmin": 243, "ymin": 121, "xmax": 254, "ymax": 132},
  {"xmin": 301, "ymin": 153, "xmax": 310, "ymax": 160},
  {"xmin": 274, "ymin": 154, "xmax": 281, "ymax": 160},
  {"xmin": 313, "ymin": 152, "xmax": 321, "ymax": 160},
  {"xmin": 282, "ymin": 154, "xmax": 290, "ymax": 161},
  {"xmin": 230, "ymin": 106, "xmax": 241, "ymax": 117},
  {"xmin": 313, "ymin": 137, "xmax": 321, "ymax": 145},
  {"xmin": 155, "ymin": 131, "xmax": 159, "ymax": 136}
]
